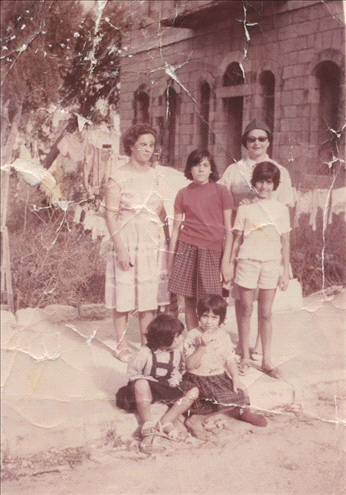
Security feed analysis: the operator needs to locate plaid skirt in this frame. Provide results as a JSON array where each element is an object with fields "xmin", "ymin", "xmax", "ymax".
[
  {"xmin": 182, "ymin": 372, "xmax": 250, "ymax": 415},
  {"xmin": 116, "ymin": 379, "xmax": 185, "ymax": 413},
  {"xmin": 168, "ymin": 241, "xmax": 223, "ymax": 302}
]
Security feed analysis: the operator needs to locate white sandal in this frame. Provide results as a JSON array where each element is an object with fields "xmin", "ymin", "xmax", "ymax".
[
  {"xmin": 139, "ymin": 422, "xmax": 165, "ymax": 454},
  {"xmin": 114, "ymin": 347, "xmax": 131, "ymax": 363},
  {"xmin": 156, "ymin": 421, "xmax": 187, "ymax": 442}
]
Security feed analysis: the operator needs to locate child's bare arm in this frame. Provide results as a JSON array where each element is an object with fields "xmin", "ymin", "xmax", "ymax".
[
  {"xmin": 225, "ymin": 356, "xmax": 242, "ymax": 393},
  {"xmin": 185, "ymin": 343, "xmax": 207, "ymax": 371},
  {"xmin": 228, "ymin": 230, "xmax": 243, "ymax": 284},
  {"xmin": 278, "ymin": 232, "xmax": 290, "ymax": 291},
  {"xmin": 221, "ymin": 208, "xmax": 233, "ymax": 284},
  {"xmin": 168, "ymin": 213, "xmax": 183, "ymax": 278}
]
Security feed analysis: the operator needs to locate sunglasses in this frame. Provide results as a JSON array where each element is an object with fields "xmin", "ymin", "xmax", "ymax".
[{"xmin": 246, "ymin": 136, "xmax": 268, "ymax": 143}]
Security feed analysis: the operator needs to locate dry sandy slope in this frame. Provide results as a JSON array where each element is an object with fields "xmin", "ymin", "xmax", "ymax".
[
  {"xmin": 1, "ymin": 290, "xmax": 345, "ymax": 494},
  {"xmin": 1, "ymin": 411, "xmax": 345, "ymax": 495}
]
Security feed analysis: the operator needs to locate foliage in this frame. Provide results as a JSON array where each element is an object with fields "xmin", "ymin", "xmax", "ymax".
[
  {"xmin": 290, "ymin": 212, "xmax": 345, "ymax": 296},
  {"xmin": 1, "ymin": 1, "xmax": 82, "ymax": 113},
  {"xmin": 61, "ymin": 1, "xmax": 123, "ymax": 122},
  {"xmin": 8, "ymin": 178, "xmax": 105, "ymax": 310},
  {"xmin": 1, "ymin": 0, "xmax": 123, "ymax": 164}
]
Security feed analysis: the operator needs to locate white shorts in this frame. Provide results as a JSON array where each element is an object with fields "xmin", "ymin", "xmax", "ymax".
[{"xmin": 235, "ymin": 259, "xmax": 281, "ymax": 290}]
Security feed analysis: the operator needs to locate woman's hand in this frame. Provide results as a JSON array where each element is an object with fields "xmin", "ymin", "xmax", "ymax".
[
  {"xmin": 117, "ymin": 249, "xmax": 132, "ymax": 271},
  {"xmin": 239, "ymin": 198, "xmax": 251, "ymax": 206}
]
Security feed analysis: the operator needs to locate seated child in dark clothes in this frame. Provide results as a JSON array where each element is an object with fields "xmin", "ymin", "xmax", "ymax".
[
  {"xmin": 182, "ymin": 294, "xmax": 267, "ymax": 437},
  {"xmin": 116, "ymin": 313, "xmax": 199, "ymax": 454}
]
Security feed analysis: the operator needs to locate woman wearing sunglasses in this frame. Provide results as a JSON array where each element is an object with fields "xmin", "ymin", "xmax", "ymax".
[
  {"xmin": 220, "ymin": 119, "xmax": 294, "ymax": 220},
  {"xmin": 219, "ymin": 119, "xmax": 294, "ymax": 374}
]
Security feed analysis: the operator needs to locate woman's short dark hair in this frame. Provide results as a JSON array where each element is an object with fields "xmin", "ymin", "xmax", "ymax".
[
  {"xmin": 184, "ymin": 149, "xmax": 219, "ymax": 182},
  {"xmin": 197, "ymin": 294, "xmax": 227, "ymax": 325},
  {"xmin": 241, "ymin": 129, "xmax": 273, "ymax": 149},
  {"xmin": 122, "ymin": 124, "xmax": 157, "ymax": 156},
  {"xmin": 146, "ymin": 314, "xmax": 184, "ymax": 351},
  {"xmin": 251, "ymin": 161, "xmax": 281, "ymax": 191}
]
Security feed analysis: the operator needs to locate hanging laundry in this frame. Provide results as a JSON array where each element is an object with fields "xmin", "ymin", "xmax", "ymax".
[
  {"xmin": 329, "ymin": 187, "xmax": 346, "ymax": 222},
  {"xmin": 309, "ymin": 189, "xmax": 330, "ymax": 231},
  {"xmin": 293, "ymin": 189, "xmax": 312, "ymax": 228},
  {"xmin": 57, "ymin": 133, "xmax": 85, "ymax": 164}
]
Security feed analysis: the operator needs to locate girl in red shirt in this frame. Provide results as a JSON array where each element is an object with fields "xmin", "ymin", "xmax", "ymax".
[{"xmin": 168, "ymin": 149, "xmax": 233, "ymax": 330}]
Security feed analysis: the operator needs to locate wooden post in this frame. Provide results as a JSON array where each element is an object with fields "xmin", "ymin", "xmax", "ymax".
[{"xmin": 1, "ymin": 169, "xmax": 14, "ymax": 312}]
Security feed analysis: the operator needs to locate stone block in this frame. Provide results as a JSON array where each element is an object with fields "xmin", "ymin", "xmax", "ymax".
[
  {"xmin": 322, "ymin": 29, "xmax": 333, "ymax": 48},
  {"xmin": 292, "ymin": 6, "xmax": 310, "ymax": 24},
  {"xmin": 293, "ymin": 64, "xmax": 308, "ymax": 78},
  {"xmin": 282, "ymin": 66, "xmax": 293, "ymax": 80},
  {"xmin": 279, "ymin": 39, "xmax": 297, "ymax": 54},
  {"xmin": 79, "ymin": 305, "xmax": 112, "ymax": 321},
  {"xmin": 278, "ymin": 24, "xmax": 297, "ymax": 41},
  {"xmin": 292, "ymin": 89, "xmax": 305, "ymax": 103},
  {"xmin": 284, "ymin": 105, "xmax": 297, "ymax": 119},
  {"xmin": 307, "ymin": 33, "xmax": 315, "ymax": 48},
  {"xmin": 332, "ymin": 29, "xmax": 343, "ymax": 50},
  {"xmin": 297, "ymin": 48, "xmax": 315, "ymax": 65},
  {"xmin": 42, "ymin": 305, "xmax": 79, "ymax": 324},
  {"xmin": 319, "ymin": 15, "xmax": 339, "ymax": 32},
  {"xmin": 16, "ymin": 307, "xmax": 51, "ymax": 327},
  {"xmin": 309, "ymin": 3, "xmax": 327, "ymax": 20},
  {"xmin": 295, "ymin": 19, "xmax": 319, "ymax": 37},
  {"xmin": 314, "ymin": 31, "xmax": 323, "ymax": 51},
  {"xmin": 182, "ymin": 134, "xmax": 192, "ymax": 145}
]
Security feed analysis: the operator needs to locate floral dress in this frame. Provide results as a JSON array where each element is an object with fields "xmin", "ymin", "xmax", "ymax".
[{"xmin": 105, "ymin": 166, "xmax": 170, "ymax": 312}]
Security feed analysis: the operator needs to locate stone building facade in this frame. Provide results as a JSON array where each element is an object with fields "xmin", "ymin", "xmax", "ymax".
[{"xmin": 119, "ymin": 0, "xmax": 345, "ymax": 189}]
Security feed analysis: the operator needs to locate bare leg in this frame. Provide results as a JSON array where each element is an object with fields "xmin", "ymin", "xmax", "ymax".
[
  {"xmin": 234, "ymin": 299, "xmax": 242, "ymax": 354},
  {"xmin": 238, "ymin": 287, "xmax": 254, "ymax": 366},
  {"xmin": 252, "ymin": 331, "xmax": 262, "ymax": 354},
  {"xmin": 185, "ymin": 296, "xmax": 198, "ymax": 331},
  {"xmin": 134, "ymin": 379, "xmax": 153, "ymax": 425},
  {"xmin": 113, "ymin": 310, "xmax": 129, "ymax": 351},
  {"xmin": 257, "ymin": 288, "xmax": 276, "ymax": 371},
  {"xmin": 158, "ymin": 387, "xmax": 199, "ymax": 437},
  {"xmin": 134, "ymin": 379, "xmax": 160, "ymax": 452},
  {"xmin": 138, "ymin": 310, "xmax": 156, "ymax": 345}
]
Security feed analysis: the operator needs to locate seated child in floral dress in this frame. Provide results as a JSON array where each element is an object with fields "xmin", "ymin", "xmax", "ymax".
[
  {"xmin": 182, "ymin": 294, "xmax": 267, "ymax": 436},
  {"xmin": 116, "ymin": 313, "xmax": 199, "ymax": 454}
]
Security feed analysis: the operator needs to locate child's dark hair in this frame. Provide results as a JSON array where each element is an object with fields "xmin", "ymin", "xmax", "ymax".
[
  {"xmin": 146, "ymin": 314, "xmax": 184, "ymax": 351},
  {"xmin": 251, "ymin": 161, "xmax": 280, "ymax": 191},
  {"xmin": 184, "ymin": 149, "xmax": 219, "ymax": 182},
  {"xmin": 197, "ymin": 294, "xmax": 227, "ymax": 325},
  {"xmin": 122, "ymin": 124, "xmax": 157, "ymax": 156}
]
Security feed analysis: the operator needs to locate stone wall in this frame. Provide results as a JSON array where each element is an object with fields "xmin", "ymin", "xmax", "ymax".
[{"xmin": 119, "ymin": 0, "xmax": 345, "ymax": 188}]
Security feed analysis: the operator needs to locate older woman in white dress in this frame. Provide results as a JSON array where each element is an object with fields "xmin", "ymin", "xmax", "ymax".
[{"xmin": 105, "ymin": 124, "xmax": 170, "ymax": 362}]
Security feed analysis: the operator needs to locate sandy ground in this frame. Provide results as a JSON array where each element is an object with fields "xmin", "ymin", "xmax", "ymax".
[
  {"xmin": 2, "ymin": 411, "xmax": 345, "ymax": 495},
  {"xmin": 1, "ymin": 290, "xmax": 346, "ymax": 495}
]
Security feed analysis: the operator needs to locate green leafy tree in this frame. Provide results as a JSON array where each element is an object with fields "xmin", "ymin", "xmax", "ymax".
[
  {"xmin": 1, "ymin": 0, "xmax": 123, "ymax": 168},
  {"xmin": 61, "ymin": 1, "xmax": 123, "ymax": 122},
  {"xmin": 1, "ymin": 0, "xmax": 83, "ymax": 163}
]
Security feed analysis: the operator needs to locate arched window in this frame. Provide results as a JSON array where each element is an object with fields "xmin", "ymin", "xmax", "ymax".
[
  {"xmin": 163, "ymin": 86, "xmax": 177, "ymax": 166},
  {"xmin": 199, "ymin": 82, "xmax": 210, "ymax": 147},
  {"xmin": 259, "ymin": 70, "xmax": 275, "ymax": 134},
  {"xmin": 223, "ymin": 62, "xmax": 244, "ymax": 87},
  {"xmin": 314, "ymin": 61, "xmax": 341, "ymax": 168},
  {"xmin": 134, "ymin": 90, "xmax": 149, "ymax": 124},
  {"xmin": 223, "ymin": 63, "xmax": 244, "ymax": 161}
]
